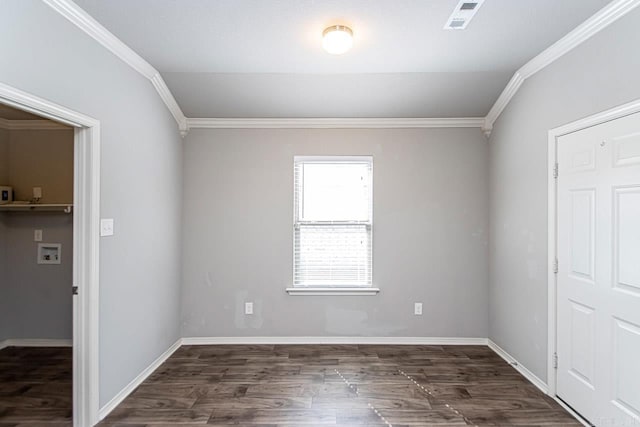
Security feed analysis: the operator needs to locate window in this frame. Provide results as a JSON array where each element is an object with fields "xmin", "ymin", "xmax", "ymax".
[{"xmin": 290, "ymin": 156, "xmax": 376, "ymax": 295}]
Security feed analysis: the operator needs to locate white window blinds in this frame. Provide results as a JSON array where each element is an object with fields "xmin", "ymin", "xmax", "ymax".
[{"xmin": 294, "ymin": 156, "xmax": 373, "ymax": 287}]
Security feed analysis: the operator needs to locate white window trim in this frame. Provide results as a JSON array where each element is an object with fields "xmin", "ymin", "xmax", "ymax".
[
  {"xmin": 286, "ymin": 287, "xmax": 381, "ymax": 296},
  {"xmin": 290, "ymin": 155, "xmax": 375, "ymax": 295}
]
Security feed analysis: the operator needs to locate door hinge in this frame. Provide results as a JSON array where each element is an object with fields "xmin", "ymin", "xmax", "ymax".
[
  {"xmin": 553, "ymin": 258, "xmax": 559, "ymax": 274},
  {"xmin": 553, "ymin": 352, "xmax": 558, "ymax": 369},
  {"xmin": 553, "ymin": 162, "xmax": 559, "ymax": 179},
  {"xmin": 72, "ymin": 286, "xmax": 78, "ymax": 295}
]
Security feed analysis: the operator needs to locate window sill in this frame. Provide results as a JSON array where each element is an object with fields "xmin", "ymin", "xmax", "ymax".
[{"xmin": 286, "ymin": 287, "xmax": 380, "ymax": 296}]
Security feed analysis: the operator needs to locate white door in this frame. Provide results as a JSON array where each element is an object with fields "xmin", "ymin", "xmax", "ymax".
[{"xmin": 557, "ymin": 112, "xmax": 640, "ymax": 427}]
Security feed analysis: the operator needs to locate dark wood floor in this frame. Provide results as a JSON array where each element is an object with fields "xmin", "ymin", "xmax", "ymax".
[
  {"xmin": 0, "ymin": 346, "xmax": 72, "ymax": 427},
  {"xmin": 0, "ymin": 344, "xmax": 581, "ymax": 426},
  {"xmin": 98, "ymin": 344, "xmax": 580, "ymax": 426}
]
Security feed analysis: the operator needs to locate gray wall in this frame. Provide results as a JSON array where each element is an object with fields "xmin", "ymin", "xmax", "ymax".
[
  {"xmin": 0, "ymin": 128, "xmax": 74, "ymax": 341},
  {"xmin": 0, "ymin": 1, "xmax": 183, "ymax": 407},
  {"xmin": 488, "ymin": 8, "xmax": 640, "ymax": 381},
  {"xmin": 2, "ymin": 213, "xmax": 73, "ymax": 339},
  {"xmin": 182, "ymin": 128, "xmax": 489, "ymax": 338},
  {"xmin": 0, "ymin": 213, "xmax": 5, "ymax": 342}
]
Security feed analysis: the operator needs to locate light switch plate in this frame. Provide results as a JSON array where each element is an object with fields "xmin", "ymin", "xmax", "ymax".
[
  {"xmin": 34, "ymin": 229, "xmax": 43, "ymax": 242},
  {"xmin": 245, "ymin": 302, "xmax": 254, "ymax": 315},
  {"xmin": 100, "ymin": 218, "xmax": 114, "ymax": 236},
  {"xmin": 414, "ymin": 302, "xmax": 423, "ymax": 315}
]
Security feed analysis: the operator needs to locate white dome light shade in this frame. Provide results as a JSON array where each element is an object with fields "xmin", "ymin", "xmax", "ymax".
[{"xmin": 322, "ymin": 25, "xmax": 353, "ymax": 55}]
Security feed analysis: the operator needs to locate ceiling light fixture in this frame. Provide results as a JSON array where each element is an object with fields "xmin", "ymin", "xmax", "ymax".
[{"xmin": 322, "ymin": 25, "xmax": 353, "ymax": 55}]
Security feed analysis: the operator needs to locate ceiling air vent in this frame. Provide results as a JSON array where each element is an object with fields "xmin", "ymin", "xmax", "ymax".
[
  {"xmin": 460, "ymin": 3, "xmax": 478, "ymax": 10},
  {"xmin": 444, "ymin": 0, "xmax": 485, "ymax": 30}
]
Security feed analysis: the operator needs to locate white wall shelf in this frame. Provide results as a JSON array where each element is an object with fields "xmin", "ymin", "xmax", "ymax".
[{"xmin": 0, "ymin": 203, "xmax": 73, "ymax": 213}]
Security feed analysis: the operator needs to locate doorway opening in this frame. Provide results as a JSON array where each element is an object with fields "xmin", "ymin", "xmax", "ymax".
[{"xmin": 0, "ymin": 82, "xmax": 100, "ymax": 427}]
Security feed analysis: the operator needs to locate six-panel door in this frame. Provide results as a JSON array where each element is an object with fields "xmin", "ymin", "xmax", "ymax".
[{"xmin": 557, "ymin": 112, "xmax": 640, "ymax": 426}]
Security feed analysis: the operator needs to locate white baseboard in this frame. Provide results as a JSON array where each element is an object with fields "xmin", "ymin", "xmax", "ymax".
[
  {"xmin": 0, "ymin": 338, "xmax": 72, "ymax": 350},
  {"xmin": 98, "ymin": 338, "xmax": 182, "ymax": 421},
  {"xmin": 182, "ymin": 336, "xmax": 488, "ymax": 346},
  {"xmin": 488, "ymin": 339, "xmax": 548, "ymax": 394}
]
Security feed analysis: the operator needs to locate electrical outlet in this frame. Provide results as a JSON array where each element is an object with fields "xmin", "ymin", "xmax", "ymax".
[
  {"xmin": 100, "ymin": 218, "xmax": 114, "ymax": 237},
  {"xmin": 34, "ymin": 229, "xmax": 43, "ymax": 242},
  {"xmin": 33, "ymin": 187, "xmax": 42, "ymax": 199},
  {"xmin": 245, "ymin": 302, "xmax": 254, "ymax": 315},
  {"xmin": 414, "ymin": 302, "xmax": 423, "ymax": 315}
]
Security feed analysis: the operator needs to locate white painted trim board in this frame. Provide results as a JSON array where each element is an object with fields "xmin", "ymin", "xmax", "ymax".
[
  {"xmin": 285, "ymin": 287, "xmax": 381, "ymax": 296},
  {"xmin": 98, "ymin": 338, "xmax": 182, "ymax": 421},
  {"xmin": 0, "ymin": 339, "xmax": 72, "ymax": 350},
  {"xmin": 186, "ymin": 117, "xmax": 486, "ymax": 130},
  {"xmin": 181, "ymin": 336, "xmax": 488, "ymax": 345}
]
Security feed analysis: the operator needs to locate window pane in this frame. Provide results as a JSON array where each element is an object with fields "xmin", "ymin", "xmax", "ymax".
[
  {"xmin": 294, "ymin": 224, "xmax": 371, "ymax": 287},
  {"xmin": 301, "ymin": 162, "xmax": 370, "ymax": 221}
]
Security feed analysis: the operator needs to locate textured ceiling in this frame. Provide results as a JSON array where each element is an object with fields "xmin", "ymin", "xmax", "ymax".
[{"xmin": 75, "ymin": 0, "xmax": 611, "ymax": 118}]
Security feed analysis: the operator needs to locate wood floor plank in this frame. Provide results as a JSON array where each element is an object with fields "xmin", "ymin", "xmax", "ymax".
[
  {"xmin": 103, "ymin": 408, "xmax": 211, "ymax": 424},
  {"xmin": 207, "ymin": 408, "xmax": 337, "ymax": 425},
  {"xmin": 193, "ymin": 396, "xmax": 312, "ymax": 410}
]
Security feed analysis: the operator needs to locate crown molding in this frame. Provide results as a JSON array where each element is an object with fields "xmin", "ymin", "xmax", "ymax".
[
  {"xmin": 41, "ymin": 0, "xmax": 187, "ymax": 136},
  {"xmin": 186, "ymin": 117, "xmax": 486, "ymax": 130},
  {"xmin": 150, "ymin": 74, "xmax": 188, "ymax": 136},
  {"xmin": 484, "ymin": 0, "xmax": 640, "ymax": 133},
  {"xmin": 0, "ymin": 117, "xmax": 71, "ymax": 130}
]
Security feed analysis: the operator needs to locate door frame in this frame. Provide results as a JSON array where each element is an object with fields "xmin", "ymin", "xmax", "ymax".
[
  {"xmin": 0, "ymin": 82, "xmax": 101, "ymax": 427},
  {"xmin": 547, "ymin": 98, "xmax": 640, "ymax": 401}
]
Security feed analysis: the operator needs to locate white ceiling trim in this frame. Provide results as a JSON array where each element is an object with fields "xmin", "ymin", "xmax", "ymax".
[
  {"xmin": 186, "ymin": 117, "xmax": 486, "ymax": 130},
  {"xmin": 484, "ymin": 0, "xmax": 640, "ymax": 134},
  {"xmin": 41, "ymin": 0, "xmax": 188, "ymax": 136},
  {"xmin": 0, "ymin": 117, "xmax": 70, "ymax": 130},
  {"xmin": 41, "ymin": 0, "xmax": 640, "ymax": 137}
]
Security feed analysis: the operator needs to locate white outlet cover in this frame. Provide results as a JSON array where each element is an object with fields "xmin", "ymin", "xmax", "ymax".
[
  {"xmin": 245, "ymin": 302, "xmax": 254, "ymax": 315},
  {"xmin": 100, "ymin": 218, "xmax": 114, "ymax": 237},
  {"xmin": 33, "ymin": 187, "xmax": 42, "ymax": 199},
  {"xmin": 34, "ymin": 229, "xmax": 43, "ymax": 242},
  {"xmin": 414, "ymin": 302, "xmax": 423, "ymax": 315}
]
